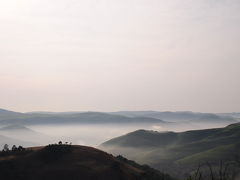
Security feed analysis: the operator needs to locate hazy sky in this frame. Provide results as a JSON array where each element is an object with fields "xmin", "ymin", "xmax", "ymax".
[{"xmin": 0, "ymin": 0, "xmax": 240, "ymax": 113}]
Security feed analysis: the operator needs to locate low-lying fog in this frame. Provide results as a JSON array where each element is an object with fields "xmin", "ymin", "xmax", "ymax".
[
  {"xmin": 0, "ymin": 110, "xmax": 238, "ymax": 148},
  {"xmin": 0, "ymin": 120, "xmax": 235, "ymax": 149},
  {"xmin": 29, "ymin": 124, "xmax": 150, "ymax": 146},
  {"xmin": 26, "ymin": 122, "xmax": 230, "ymax": 147}
]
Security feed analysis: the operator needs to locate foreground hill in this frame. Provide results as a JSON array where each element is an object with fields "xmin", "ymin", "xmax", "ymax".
[
  {"xmin": 100, "ymin": 123, "xmax": 240, "ymax": 177},
  {"xmin": 0, "ymin": 144, "xmax": 175, "ymax": 180}
]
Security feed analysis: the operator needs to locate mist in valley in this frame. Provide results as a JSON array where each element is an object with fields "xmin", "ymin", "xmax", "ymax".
[{"xmin": 0, "ymin": 119, "xmax": 235, "ymax": 148}]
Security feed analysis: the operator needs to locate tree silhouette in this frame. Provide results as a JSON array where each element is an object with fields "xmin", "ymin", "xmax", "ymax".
[
  {"xmin": 17, "ymin": 146, "xmax": 24, "ymax": 151},
  {"xmin": 3, "ymin": 144, "xmax": 9, "ymax": 151},
  {"xmin": 11, "ymin": 145, "xmax": 17, "ymax": 152}
]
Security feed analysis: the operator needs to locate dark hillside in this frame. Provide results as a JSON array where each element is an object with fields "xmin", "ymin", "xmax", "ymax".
[{"xmin": 0, "ymin": 144, "xmax": 175, "ymax": 180}]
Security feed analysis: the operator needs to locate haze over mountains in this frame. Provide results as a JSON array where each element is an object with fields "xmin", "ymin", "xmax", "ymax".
[
  {"xmin": 0, "ymin": 112, "xmax": 165, "ymax": 125},
  {"xmin": 111, "ymin": 111, "xmax": 238, "ymax": 123},
  {"xmin": 0, "ymin": 108, "xmax": 239, "ymax": 147},
  {"xmin": 0, "ymin": 125, "xmax": 52, "ymax": 146},
  {"xmin": 0, "ymin": 134, "xmax": 37, "ymax": 148},
  {"xmin": 0, "ymin": 108, "xmax": 238, "ymax": 125}
]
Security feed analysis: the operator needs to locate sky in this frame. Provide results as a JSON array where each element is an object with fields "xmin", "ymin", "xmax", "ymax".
[{"xmin": 0, "ymin": 0, "xmax": 240, "ymax": 113}]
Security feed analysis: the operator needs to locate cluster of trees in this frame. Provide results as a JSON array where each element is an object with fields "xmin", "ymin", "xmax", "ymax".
[
  {"xmin": 2, "ymin": 144, "xmax": 25, "ymax": 152},
  {"xmin": 0, "ymin": 144, "xmax": 28, "ymax": 156},
  {"xmin": 57, "ymin": 141, "xmax": 72, "ymax": 145}
]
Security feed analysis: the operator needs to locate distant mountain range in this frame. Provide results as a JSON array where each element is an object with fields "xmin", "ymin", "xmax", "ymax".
[
  {"xmin": 0, "ymin": 110, "xmax": 166, "ymax": 125},
  {"xmin": 110, "ymin": 111, "xmax": 238, "ymax": 123},
  {"xmin": 100, "ymin": 122, "xmax": 240, "ymax": 178},
  {"xmin": 0, "ymin": 108, "xmax": 238, "ymax": 126},
  {"xmin": 218, "ymin": 112, "xmax": 240, "ymax": 119}
]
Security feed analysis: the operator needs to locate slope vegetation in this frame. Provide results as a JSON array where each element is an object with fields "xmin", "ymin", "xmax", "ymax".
[{"xmin": 100, "ymin": 123, "xmax": 240, "ymax": 177}]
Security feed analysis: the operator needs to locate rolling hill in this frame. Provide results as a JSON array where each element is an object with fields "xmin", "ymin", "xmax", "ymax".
[
  {"xmin": 100, "ymin": 123, "xmax": 240, "ymax": 177},
  {"xmin": 0, "ymin": 144, "xmax": 175, "ymax": 180}
]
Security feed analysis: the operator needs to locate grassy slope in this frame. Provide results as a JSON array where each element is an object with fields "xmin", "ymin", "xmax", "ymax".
[{"xmin": 100, "ymin": 123, "xmax": 240, "ymax": 177}]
